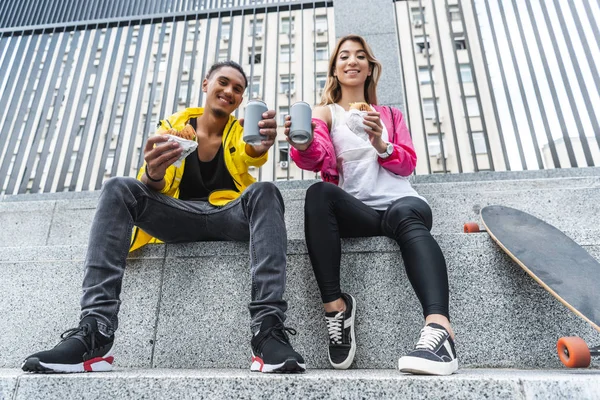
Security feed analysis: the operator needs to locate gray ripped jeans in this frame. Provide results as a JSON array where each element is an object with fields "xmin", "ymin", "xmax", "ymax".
[{"xmin": 80, "ymin": 177, "xmax": 288, "ymax": 335}]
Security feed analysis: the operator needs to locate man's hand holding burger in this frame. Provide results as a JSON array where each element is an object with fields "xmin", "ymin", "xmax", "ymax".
[{"xmin": 141, "ymin": 129, "xmax": 184, "ymax": 190}]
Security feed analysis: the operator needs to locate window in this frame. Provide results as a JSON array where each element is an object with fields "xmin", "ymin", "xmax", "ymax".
[
  {"xmin": 187, "ymin": 21, "xmax": 200, "ymax": 39},
  {"xmin": 124, "ymin": 56, "xmax": 133, "ymax": 76},
  {"xmin": 248, "ymin": 46, "xmax": 262, "ymax": 64},
  {"xmin": 279, "ymin": 106, "xmax": 289, "ymax": 125},
  {"xmin": 281, "ymin": 16, "xmax": 295, "ymax": 34},
  {"xmin": 414, "ymin": 35, "xmax": 430, "ymax": 53},
  {"xmin": 119, "ymin": 86, "xmax": 128, "ymax": 104},
  {"xmin": 153, "ymin": 53, "xmax": 167, "ymax": 71},
  {"xmin": 279, "ymin": 74, "xmax": 296, "ymax": 94},
  {"xmin": 280, "ymin": 44, "xmax": 295, "ymax": 62},
  {"xmin": 278, "ymin": 141, "xmax": 289, "ymax": 162},
  {"xmin": 183, "ymin": 52, "xmax": 193, "ymax": 72},
  {"xmin": 411, "ymin": 6, "xmax": 426, "ymax": 24},
  {"xmin": 248, "ymin": 19, "xmax": 263, "ymax": 36},
  {"xmin": 466, "ymin": 96, "xmax": 479, "ymax": 117},
  {"xmin": 454, "ymin": 34, "xmax": 467, "ymax": 50},
  {"xmin": 472, "ymin": 131, "xmax": 487, "ymax": 154},
  {"xmin": 249, "ymin": 76, "xmax": 261, "ymax": 99},
  {"xmin": 315, "ymin": 42, "xmax": 328, "ymax": 61},
  {"xmin": 149, "ymin": 82, "xmax": 163, "ymax": 102},
  {"xmin": 221, "ymin": 22, "xmax": 230, "ymax": 41},
  {"xmin": 448, "ymin": 4, "xmax": 461, "ymax": 21},
  {"xmin": 460, "ymin": 64, "xmax": 472, "ymax": 83},
  {"xmin": 218, "ymin": 48, "xmax": 228, "ymax": 62},
  {"xmin": 419, "ymin": 66, "xmax": 434, "ymax": 84},
  {"xmin": 423, "ymin": 98, "xmax": 438, "ymax": 119},
  {"xmin": 179, "ymin": 81, "xmax": 189, "ymax": 103},
  {"xmin": 113, "ymin": 117, "xmax": 122, "ymax": 137},
  {"xmin": 315, "ymin": 15, "xmax": 327, "ymax": 32},
  {"xmin": 427, "ymin": 134, "xmax": 442, "ymax": 155},
  {"xmin": 105, "ymin": 149, "xmax": 115, "ymax": 173},
  {"xmin": 316, "ymin": 73, "xmax": 327, "ymax": 90}
]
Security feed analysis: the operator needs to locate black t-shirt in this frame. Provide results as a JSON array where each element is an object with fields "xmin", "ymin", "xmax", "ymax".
[{"xmin": 178, "ymin": 118, "xmax": 238, "ymax": 201}]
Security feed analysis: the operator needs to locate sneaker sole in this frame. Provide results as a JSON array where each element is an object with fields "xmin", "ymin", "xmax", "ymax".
[
  {"xmin": 329, "ymin": 294, "xmax": 357, "ymax": 370},
  {"xmin": 398, "ymin": 356, "xmax": 458, "ymax": 376},
  {"xmin": 21, "ymin": 348, "xmax": 114, "ymax": 373},
  {"xmin": 250, "ymin": 354, "xmax": 306, "ymax": 373}
]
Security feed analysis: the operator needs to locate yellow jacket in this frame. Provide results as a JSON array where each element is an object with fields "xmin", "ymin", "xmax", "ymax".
[{"xmin": 130, "ymin": 107, "xmax": 268, "ymax": 252}]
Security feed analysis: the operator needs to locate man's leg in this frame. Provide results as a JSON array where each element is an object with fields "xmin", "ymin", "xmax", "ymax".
[
  {"xmin": 200, "ymin": 181, "xmax": 304, "ymax": 372},
  {"xmin": 23, "ymin": 176, "xmax": 243, "ymax": 373}
]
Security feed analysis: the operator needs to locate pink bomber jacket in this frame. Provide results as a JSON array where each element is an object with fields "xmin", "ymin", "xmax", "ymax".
[{"xmin": 290, "ymin": 105, "xmax": 417, "ymax": 184}]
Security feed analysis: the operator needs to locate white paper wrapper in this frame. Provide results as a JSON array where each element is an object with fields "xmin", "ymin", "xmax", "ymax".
[
  {"xmin": 345, "ymin": 109, "xmax": 370, "ymax": 141},
  {"xmin": 164, "ymin": 134, "xmax": 198, "ymax": 167}
]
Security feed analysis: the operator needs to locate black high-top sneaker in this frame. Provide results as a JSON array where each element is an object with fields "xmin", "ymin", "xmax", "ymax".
[
  {"xmin": 22, "ymin": 316, "xmax": 115, "ymax": 373},
  {"xmin": 398, "ymin": 323, "xmax": 458, "ymax": 376},
  {"xmin": 250, "ymin": 316, "xmax": 306, "ymax": 373},
  {"xmin": 324, "ymin": 293, "xmax": 356, "ymax": 369}
]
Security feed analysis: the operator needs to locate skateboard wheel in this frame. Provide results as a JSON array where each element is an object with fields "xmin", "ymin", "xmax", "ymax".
[
  {"xmin": 557, "ymin": 336, "xmax": 591, "ymax": 368},
  {"xmin": 463, "ymin": 222, "xmax": 480, "ymax": 233}
]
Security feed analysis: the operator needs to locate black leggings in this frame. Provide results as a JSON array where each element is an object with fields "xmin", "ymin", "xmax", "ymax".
[{"xmin": 304, "ymin": 182, "xmax": 450, "ymax": 319}]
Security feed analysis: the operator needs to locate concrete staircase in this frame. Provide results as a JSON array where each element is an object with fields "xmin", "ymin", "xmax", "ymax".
[{"xmin": 1, "ymin": 168, "xmax": 600, "ymax": 399}]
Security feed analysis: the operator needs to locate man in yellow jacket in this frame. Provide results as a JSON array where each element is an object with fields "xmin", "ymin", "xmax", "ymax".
[{"xmin": 22, "ymin": 61, "xmax": 306, "ymax": 374}]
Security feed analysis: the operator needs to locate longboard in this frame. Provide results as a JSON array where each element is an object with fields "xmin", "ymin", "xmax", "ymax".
[{"xmin": 464, "ymin": 205, "xmax": 600, "ymax": 368}]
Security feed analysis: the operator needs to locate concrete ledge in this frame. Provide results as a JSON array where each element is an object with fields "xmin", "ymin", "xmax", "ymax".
[
  {"xmin": 2, "ymin": 369, "xmax": 599, "ymax": 400},
  {"xmin": 2, "ymin": 235, "xmax": 599, "ymax": 370},
  {"xmin": 3, "ymin": 180, "xmax": 600, "ymax": 246}
]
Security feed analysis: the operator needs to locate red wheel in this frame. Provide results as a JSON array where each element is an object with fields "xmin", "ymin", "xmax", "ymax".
[
  {"xmin": 557, "ymin": 337, "xmax": 591, "ymax": 368},
  {"xmin": 463, "ymin": 222, "xmax": 480, "ymax": 233}
]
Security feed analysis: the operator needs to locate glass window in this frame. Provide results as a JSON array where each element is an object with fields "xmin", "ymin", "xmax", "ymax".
[
  {"xmin": 279, "ymin": 74, "xmax": 296, "ymax": 94},
  {"xmin": 248, "ymin": 46, "xmax": 262, "ymax": 64},
  {"xmin": 249, "ymin": 76, "xmax": 261, "ymax": 99},
  {"xmin": 472, "ymin": 131, "xmax": 487, "ymax": 154},
  {"xmin": 248, "ymin": 19, "xmax": 263, "ymax": 36},
  {"xmin": 279, "ymin": 106, "xmax": 289, "ymax": 125},
  {"xmin": 315, "ymin": 42, "xmax": 328, "ymax": 61},
  {"xmin": 316, "ymin": 73, "xmax": 327, "ymax": 89},
  {"xmin": 454, "ymin": 34, "xmax": 467, "ymax": 50},
  {"xmin": 449, "ymin": 4, "xmax": 461, "ymax": 21},
  {"xmin": 281, "ymin": 16, "xmax": 295, "ymax": 34},
  {"xmin": 315, "ymin": 15, "xmax": 327, "ymax": 32},
  {"xmin": 411, "ymin": 6, "xmax": 426, "ymax": 24},
  {"xmin": 460, "ymin": 64, "xmax": 472, "ymax": 83},
  {"xmin": 423, "ymin": 98, "xmax": 438, "ymax": 119},
  {"xmin": 278, "ymin": 141, "xmax": 289, "ymax": 162},
  {"xmin": 414, "ymin": 35, "xmax": 430, "ymax": 53},
  {"xmin": 179, "ymin": 81, "xmax": 189, "ymax": 103},
  {"xmin": 280, "ymin": 44, "xmax": 295, "ymax": 62},
  {"xmin": 419, "ymin": 66, "xmax": 434, "ymax": 84},
  {"xmin": 427, "ymin": 134, "xmax": 441, "ymax": 155},
  {"xmin": 221, "ymin": 22, "xmax": 230, "ymax": 40},
  {"xmin": 466, "ymin": 96, "xmax": 479, "ymax": 117},
  {"xmin": 183, "ymin": 52, "xmax": 193, "ymax": 71}
]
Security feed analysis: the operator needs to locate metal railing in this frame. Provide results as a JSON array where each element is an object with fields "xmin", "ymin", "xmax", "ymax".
[
  {"xmin": 394, "ymin": 0, "xmax": 600, "ymax": 174},
  {"xmin": 0, "ymin": 0, "xmax": 333, "ymax": 195}
]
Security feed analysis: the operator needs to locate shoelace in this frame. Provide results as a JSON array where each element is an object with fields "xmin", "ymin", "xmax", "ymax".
[
  {"xmin": 59, "ymin": 323, "xmax": 96, "ymax": 354},
  {"xmin": 258, "ymin": 323, "xmax": 297, "ymax": 348},
  {"xmin": 415, "ymin": 325, "xmax": 446, "ymax": 351},
  {"xmin": 325, "ymin": 311, "xmax": 344, "ymax": 344}
]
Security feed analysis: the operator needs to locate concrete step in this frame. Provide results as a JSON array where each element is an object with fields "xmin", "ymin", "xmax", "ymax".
[
  {"xmin": 2, "ymin": 179, "xmax": 598, "ymax": 246},
  {"xmin": 2, "ymin": 234, "xmax": 599, "ymax": 370},
  {"xmin": 1, "ymin": 368, "xmax": 599, "ymax": 399}
]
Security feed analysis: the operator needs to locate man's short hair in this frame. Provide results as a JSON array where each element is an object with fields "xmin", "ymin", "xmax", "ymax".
[{"xmin": 206, "ymin": 61, "xmax": 248, "ymax": 89}]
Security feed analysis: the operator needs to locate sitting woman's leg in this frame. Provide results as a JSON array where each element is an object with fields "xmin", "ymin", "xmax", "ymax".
[
  {"xmin": 382, "ymin": 196, "xmax": 458, "ymax": 375},
  {"xmin": 304, "ymin": 181, "xmax": 381, "ymax": 369}
]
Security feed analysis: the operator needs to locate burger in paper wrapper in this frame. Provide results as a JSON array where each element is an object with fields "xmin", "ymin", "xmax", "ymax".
[
  {"xmin": 346, "ymin": 102, "xmax": 374, "ymax": 140},
  {"xmin": 160, "ymin": 124, "xmax": 198, "ymax": 167}
]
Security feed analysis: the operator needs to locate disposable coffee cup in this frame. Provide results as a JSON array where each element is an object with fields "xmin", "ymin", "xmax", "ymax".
[
  {"xmin": 243, "ymin": 100, "xmax": 268, "ymax": 145},
  {"xmin": 289, "ymin": 101, "xmax": 313, "ymax": 145}
]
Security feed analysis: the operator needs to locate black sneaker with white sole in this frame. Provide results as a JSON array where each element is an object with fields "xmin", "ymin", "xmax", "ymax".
[
  {"xmin": 250, "ymin": 316, "xmax": 306, "ymax": 373},
  {"xmin": 325, "ymin": 293, "xmax": 356, "ymax": 369},
  {"xmin": 22, "ymin": 316, "xmax": 115, "ymax": 373},
  {"xmin": 398, "ymin": 323, "xmax": 458, "ymax": 376}
]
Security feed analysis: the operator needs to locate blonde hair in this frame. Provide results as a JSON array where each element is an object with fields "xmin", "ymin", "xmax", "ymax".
[{"xmin": 319, "ymin": 34, "xmax": 382, "ymax": 106}]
